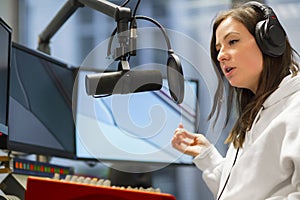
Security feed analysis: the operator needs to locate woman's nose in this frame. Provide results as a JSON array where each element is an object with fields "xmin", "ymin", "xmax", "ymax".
[{"xmin": 217, "ymin": 48, "xmax": 229, "ymax": 62}]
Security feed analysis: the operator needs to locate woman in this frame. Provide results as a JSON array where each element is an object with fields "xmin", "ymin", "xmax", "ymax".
[{"xmin": 171, "ymin": 1, "xmax": 300, "ymax": 200}]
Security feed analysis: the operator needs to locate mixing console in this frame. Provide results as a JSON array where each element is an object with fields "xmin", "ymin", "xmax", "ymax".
[
  {"xmin": 13, "ymin": 158, "xmax": 73, "ymax": 178},
  {"xmin": 25, "ymin": 174, "xmax": 176, "ymax": 200}
]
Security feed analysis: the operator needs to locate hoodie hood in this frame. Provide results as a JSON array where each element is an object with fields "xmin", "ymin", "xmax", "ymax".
[
  {"xmin": 263, "ymin": 74, "xmax": 300, "ymax": 109},
  {"xmin": 246, "ymin": 73, "xmax": 300, "ymax": 146}
]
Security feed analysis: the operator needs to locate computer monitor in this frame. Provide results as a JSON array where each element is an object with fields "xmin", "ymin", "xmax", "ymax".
[
  {"xmin": 8, "ymin": 42, "xmax": 77, "ymax": 159},
  {"xmin": 0, "ymin": 18, "xmax": 12, "ymax": 148},
  {"xmin": 75, "ymin": 69, "xmax": 199, "ymax": 170}
]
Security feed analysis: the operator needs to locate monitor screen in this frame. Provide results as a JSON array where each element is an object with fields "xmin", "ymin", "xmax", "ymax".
[
  {"xmin": 8, "ymin": 43, "xmax": 77, "ymax": 158},
  {"xmin": 75, "ymin": 69, "xmax": 199, "ymax": 167},
  {"xmin": 0, "ymin": 18, "xmax": 11, "ymax": 138}
]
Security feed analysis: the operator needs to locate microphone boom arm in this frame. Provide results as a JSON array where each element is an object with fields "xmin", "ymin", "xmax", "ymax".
[
  {"xmin": 37, "ymin": 0, "xmax": 185, "ymax": 103},
  {"xmin": 37, "ymin": 0, "xmax": 131, "ymax": 55}
]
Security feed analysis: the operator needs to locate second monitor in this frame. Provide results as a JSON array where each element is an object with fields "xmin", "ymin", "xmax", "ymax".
[{"xmin": 75, "ymin": 69, "xmax": 199, "ymax": 168}]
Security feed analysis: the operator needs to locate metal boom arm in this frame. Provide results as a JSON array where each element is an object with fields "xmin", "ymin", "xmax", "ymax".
[{"xmin": 37, "ymin": 0, "xmax": 131, "ymax": 54}]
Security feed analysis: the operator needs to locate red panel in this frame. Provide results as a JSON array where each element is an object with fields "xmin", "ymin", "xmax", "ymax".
[{"xmin": 25, "ymin": 176, "xmax": 176, "ymax": 200}]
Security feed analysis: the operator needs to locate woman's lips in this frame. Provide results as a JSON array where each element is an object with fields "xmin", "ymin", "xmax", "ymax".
[{"xmin": 224, "ymin": 66, "xmax": 236, "ymax": 77}]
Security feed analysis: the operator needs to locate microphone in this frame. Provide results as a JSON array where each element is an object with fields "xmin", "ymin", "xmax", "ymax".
[
  {"xmin": 85, "ymin": 69, "xmax": 162, "ymax": 96},
  {"xmin": 86, "ymin": 15, "xmax": 184, "ymax": 103}
]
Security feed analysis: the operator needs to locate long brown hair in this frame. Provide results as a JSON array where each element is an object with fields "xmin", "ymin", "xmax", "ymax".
[{"xmin": 209, "ymin": 6, "xmax": 299, "ymax": 148}]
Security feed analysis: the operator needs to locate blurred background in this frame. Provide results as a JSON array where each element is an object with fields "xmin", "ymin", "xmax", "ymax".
[{"xmin": 0, "ymin": 0, "xmax": 299, "ymax": 199}]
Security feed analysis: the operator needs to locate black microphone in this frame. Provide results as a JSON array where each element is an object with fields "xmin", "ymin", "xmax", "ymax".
[{"xmin": 85, "ymin": 69, "xmax": 162, "ymax": 96}]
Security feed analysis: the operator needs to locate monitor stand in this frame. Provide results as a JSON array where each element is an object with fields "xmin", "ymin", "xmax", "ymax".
[
  {"xmin": 36, "ymin": 155, "xmax": 51, "ymax": 163},
  {"xmin": 108, "ymin": 168, "xmax": 152, "ymax": 188}
]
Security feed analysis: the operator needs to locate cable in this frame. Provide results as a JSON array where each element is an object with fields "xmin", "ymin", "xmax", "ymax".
[
  {"xmin": 107, "ymin": 0, "xmax": 141, "ymax": 59},
  {"xmin": 217, "ymin": 148, "xmax": 240, "ymax": 200},
  {"xmin": 107, "ymin": 27, "xmax": 117, "ymax": 58},
  {"xmin": 134, "ymin": 15, "xmax": 172, "ymax": 50},
  {"xmin": 107, "ymin": 15, "xmax": 172, "ymax": 58},
  {"xmin": 132, "ymin": 0, "xmax": 141, "ymax": 17},
  {"xmin": 120, "ymin": 0, "xmax": 130, "ymax": 7}
]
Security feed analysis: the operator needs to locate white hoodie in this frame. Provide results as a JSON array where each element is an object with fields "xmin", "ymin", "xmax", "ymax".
[{"xmin": 193, "ymin": 74, "xmax": 300, "ymax": 200}]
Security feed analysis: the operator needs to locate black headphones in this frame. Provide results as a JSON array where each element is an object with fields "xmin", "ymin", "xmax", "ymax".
[{"xmin": 243, "ymin": 1, "xmax": 286, "ymax": 57}]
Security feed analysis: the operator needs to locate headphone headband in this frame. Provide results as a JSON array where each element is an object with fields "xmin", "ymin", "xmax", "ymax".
[{"xmin": 243, "ymin": 1, "xmax": 286, "ymax": 57}]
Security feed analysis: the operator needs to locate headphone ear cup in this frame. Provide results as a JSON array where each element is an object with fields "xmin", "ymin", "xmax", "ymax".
[
  {"xmin": 255, "ymin": 19, "xmax": 286, "ymax": 57},
  {"xmin": 255, "ymin": 20, "xmax": 268, "ymax": 55},
  {"xmin": 167, "ymin": 53, "xmax": 184, "ymax": 104}
]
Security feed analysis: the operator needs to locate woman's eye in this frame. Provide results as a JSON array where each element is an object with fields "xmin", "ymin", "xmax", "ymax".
[{"xmin": 229, "ymin": 39, "xmax": 239, "ymax": 45}]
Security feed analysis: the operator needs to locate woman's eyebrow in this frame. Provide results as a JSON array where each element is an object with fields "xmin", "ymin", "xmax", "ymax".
[{"xmin": 215, "ymin": 31, "xmax": 240, "ymax": 49}]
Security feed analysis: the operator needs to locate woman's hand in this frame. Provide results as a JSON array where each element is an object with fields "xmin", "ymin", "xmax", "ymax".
[{"xmin": 171, "ymin": 123, "xmax": 211, "ymax": 157}]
